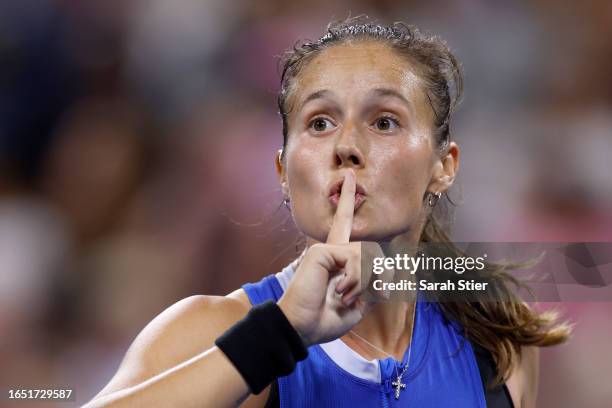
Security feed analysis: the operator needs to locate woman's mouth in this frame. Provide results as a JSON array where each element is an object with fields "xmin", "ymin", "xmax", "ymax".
[
  {"xmin": 329, "ymin": 192, "xmax": 366, "ymax": 210},
  {"xmin": 328, "ymin": 178, "xmax": 367, "ymax": 210}
]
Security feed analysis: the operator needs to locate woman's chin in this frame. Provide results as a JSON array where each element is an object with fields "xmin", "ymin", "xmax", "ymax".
[
  {"xmin": 300, "ymin": 217, "xmax": 408, "ymax": 243},
  {"xmin": 331, "ymin": 224, "xmax": 398, "ymax": 243},
  {"xmin": 348, "ymin": 230, "xmax": 394, "ymax": 242},
  {"xmin": 347, "ymin": 221, "xmax": 414, "ymax": 243}
]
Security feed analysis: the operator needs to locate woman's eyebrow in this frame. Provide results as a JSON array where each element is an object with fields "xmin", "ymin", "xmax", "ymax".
[
  {"xmin": 368, "ymin": 88, "xmax": 413, "ymax": 110},
  {"xmin": 299, "ymin": 89, "xmax": 334, "ymax": 110},
  {"xmin": 297, "ymin": 88, "xmax": 413, "ymax": 113}
]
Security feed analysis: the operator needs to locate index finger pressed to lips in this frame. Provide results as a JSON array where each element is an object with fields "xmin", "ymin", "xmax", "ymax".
[{"xmin": 326, "ymin": 170, "xmax": 356, "ymax": 244}]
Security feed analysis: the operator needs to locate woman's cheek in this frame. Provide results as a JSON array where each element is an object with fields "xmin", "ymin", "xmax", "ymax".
[
  {"xmin": 286, "ymin": 146, "xmax": 329, "ymax": 240},
  {"xmin": 376, "ymin": 152, "xmax": 428, "ymax": 226},
  {"xmin": 287, "ymin": 144, "xmax": 325, "ymax": 199}
]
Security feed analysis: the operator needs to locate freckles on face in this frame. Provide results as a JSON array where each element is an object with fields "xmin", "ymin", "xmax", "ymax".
[{"xmin": 283, "ymin": 41, "xmax": 437, "ymax": 242}]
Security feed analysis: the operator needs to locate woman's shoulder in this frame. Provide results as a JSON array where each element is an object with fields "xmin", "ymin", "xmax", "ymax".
[
  {"xmin": 227, "ymin": 287, "xmax": 254, "ymax": 307},
  {"xmin": 92, "ymin": 293, "xmax": 252, "ymax": 401},
  {"xmin": 132, "ymin": 293, "xmax": 252, "ymax": 373}
]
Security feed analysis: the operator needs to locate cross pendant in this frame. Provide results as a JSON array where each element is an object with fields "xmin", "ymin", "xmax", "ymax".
[{"xmin": 391, "ymin": 376, "xmax": 406, "ymax": 400}]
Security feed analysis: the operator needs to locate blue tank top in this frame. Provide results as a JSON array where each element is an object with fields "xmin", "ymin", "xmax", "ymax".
[{"xmin": 242, "ymin": 263, "xmax": 488, "ymax": 408}]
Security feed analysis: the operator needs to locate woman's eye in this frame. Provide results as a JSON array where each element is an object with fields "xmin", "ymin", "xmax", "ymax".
[
  {"xmin": 374, "ymin": 116, "xmax": 400, "ymax": 132},
  {"xmin": 309, "ymin": 117, "xmax": 334, "ymax": 132}
]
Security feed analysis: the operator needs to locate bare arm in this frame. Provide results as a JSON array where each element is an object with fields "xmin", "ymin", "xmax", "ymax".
[
  {"xmin": 506, "ymin": 346, "xmax": 540, "ymax": 408},
  {"xmin": 521, "ymin": 346, "xmax": 540, "ymax": 408},
  {"xmin": 83, "ymin": 295, "xmax": 270, "ymax": 408},
  {"xmin": 85, "ymin": 346, "xmax": 250, "ymax": 407}
]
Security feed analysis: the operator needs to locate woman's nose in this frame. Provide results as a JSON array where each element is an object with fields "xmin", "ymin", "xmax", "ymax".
[
  {"xmin": 335, "ymin": 145, "xmax": 364, "ymax": 167},
  {"xmin": 334, "ymin": 124, "xmax": 365, "ymax": 168}
]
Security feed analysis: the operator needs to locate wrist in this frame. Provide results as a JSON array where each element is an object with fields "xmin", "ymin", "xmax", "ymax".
[
  {"xmin": 277, "ymin": 297, "xmax": 313, "ymax": 347},
  {"xmin": 215, "ymin": 300, "xmax": 308, "ymax": 394}
]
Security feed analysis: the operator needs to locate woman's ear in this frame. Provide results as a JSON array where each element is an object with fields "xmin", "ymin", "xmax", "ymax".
[
  {"xmin": 275, "ymin": 148, "xmax": 289, "ymax": 196},
  {"xmin": 428, "ymin": 141, "xmax": 460, "ymax": 193},
  {"xmin": 275, "ymin": 148, "xmax": 283, "ymax": 175}
]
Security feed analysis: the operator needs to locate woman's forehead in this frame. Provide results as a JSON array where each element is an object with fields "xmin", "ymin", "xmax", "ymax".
[{"xmin": 290, "ymin": 41, "xmax": 427, "ymax": 110}]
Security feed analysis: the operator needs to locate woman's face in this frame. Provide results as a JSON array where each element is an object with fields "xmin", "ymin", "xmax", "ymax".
[{"xmin": 278, "ymin": 41, "xmax": 458, "ymax": 243}]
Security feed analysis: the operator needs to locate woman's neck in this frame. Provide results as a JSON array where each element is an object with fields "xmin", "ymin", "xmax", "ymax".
[{"xmin": 345, "ymin": 298, "xmax": 416, "ymax": 361}]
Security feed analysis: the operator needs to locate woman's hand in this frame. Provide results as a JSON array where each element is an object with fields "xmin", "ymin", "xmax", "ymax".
[{"xmin": 278, "ymin": 170, "xmax": 386, "ymax": 346}]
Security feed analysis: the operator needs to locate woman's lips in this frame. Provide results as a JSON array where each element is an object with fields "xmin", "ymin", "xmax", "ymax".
[
  {"xmin": 327, "ymin": 177, "xmax": 367, "ymax": 211},
  {"xmin": 329, "ymin": 192, "xmax": 366, "ymax": 210}
]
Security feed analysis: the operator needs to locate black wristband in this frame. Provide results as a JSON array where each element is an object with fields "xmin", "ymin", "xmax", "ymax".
[{"xmin": 215, "ymin": 300, "xmax": 308, "ymax": 394}]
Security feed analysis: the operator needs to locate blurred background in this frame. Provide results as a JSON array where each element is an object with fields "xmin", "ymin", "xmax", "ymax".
[{"xmin": 1, "ymin": 0, "xmax": 611, "ymax": 406}]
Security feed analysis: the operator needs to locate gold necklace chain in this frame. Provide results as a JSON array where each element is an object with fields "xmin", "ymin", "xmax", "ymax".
[{"xmin": 348, "ymin": 301, "xmax": 417, "ymax": 400}]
